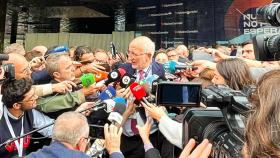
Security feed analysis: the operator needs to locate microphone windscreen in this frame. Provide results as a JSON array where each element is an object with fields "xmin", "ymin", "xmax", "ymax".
[
  {"xmin": 164, "ymin": 61, "xmax": 177, "ymax": 73},
  {"xmin": 113, "ymin": 97, "xmax": 127, "ymax": 105},
  {"xmin": 103, "ymin": 99, "xmax": 116, "ymax": 113},
  {"xmin": 98, "ymin": 85, "xmax": 116, "ymax": 101},
  {"xmin": 93, "ymin": 70, "xmax": 108, "ymax": 82},
  {"xmin": 118, "ymin": 68, "xmax": 126, "ymax": 77},
  {"xmin": 113, "ymin": 102, "xmax": 126, "ymax": 115},
  {"xmin": 130, "ymin": 82, "xmax": 146, "ymax": 101},
  {"xmin": 80, "ymin": 73, "xmax": 96, "ymax": 87}
]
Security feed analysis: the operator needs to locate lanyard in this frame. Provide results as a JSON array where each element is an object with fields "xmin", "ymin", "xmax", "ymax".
[{"xmin": 3, "ymin": 106, "xmax": 24, "ymax": 157}]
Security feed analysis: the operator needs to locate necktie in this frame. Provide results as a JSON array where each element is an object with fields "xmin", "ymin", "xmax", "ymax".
[
  {"xmin": 139, "ymin": 70, "xmax": 145, "ymax": 80},
  {"xmin": 131, "ymin": 119, "xmax": 138, "ymax": 134}
]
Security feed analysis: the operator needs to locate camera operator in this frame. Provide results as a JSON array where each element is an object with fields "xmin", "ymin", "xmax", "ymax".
[
  {"xmin": 136, "ymin": 113, "xmax": 212, "ymax": 158},
  {"xmin": 244, "ymin": 69, "xmax": 280, "ymax": 157}
]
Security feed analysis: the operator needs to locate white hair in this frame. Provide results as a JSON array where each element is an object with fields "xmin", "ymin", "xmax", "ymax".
[{"xmin": 52, "ymin": 112, "xmax": 89, "ymax": 146}]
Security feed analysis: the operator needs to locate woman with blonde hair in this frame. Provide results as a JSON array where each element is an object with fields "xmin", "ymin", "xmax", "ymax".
[{"xmin": 244, "ymin": 70, "xmax": 280, "ymax": 157}]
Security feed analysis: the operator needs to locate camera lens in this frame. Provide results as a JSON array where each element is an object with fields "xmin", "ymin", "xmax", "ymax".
[
  {"xmin": 257, "ymin": 3, "xmax": 280, "ymax": 26},
  {"xmin": 203, "ymin": 121, "xmax": 229, "ymax": 142},
  {"xmin": 266, "ymin": 34, "xmax": 280, "ymax": 57}
]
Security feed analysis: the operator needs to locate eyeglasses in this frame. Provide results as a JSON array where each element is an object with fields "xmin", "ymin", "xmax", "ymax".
[
  {"xmin": 127, "ymin": 51, "xmax": 146, "ymax": 57},
  {"xmin": 19, "ymin": 90, "xmax": 38, "ymax": 103}
]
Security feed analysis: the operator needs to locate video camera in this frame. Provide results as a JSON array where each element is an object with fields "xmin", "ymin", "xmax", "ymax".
[
  {"xmin": 0, "ymin": 54, "xmax": 15, "ymax": 84},
  {"xmin": 182, "ymin": 85, "xmax": 251, "ymax": 158},
  {"xmin": 253, "ymin": 3, "xmax": 280, "ymax": 61}
]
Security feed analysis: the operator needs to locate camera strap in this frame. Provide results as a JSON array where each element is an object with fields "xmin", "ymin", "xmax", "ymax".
[{"xmin": 3, "ymin": 106, "xmax": 24, "ymax": 157}]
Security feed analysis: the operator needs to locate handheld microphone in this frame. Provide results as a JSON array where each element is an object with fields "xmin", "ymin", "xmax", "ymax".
[
  {"xmin": 92, "ymin": 70, "xmax": 108, "ymax": 82},
  {"xmin": 120, "ymin": 74, "xmax": 136, "ymax": 88},
  {"xmin": 96, "ymin": 68, "xmax": 126, "ymax": 86},
  {"xmin": 107, "ymin": 102, "xmax": 127, "ymax": 125},
  {"xmin": 80, "ymin": 73, "xmax": 96, "ymax": 87},
  {"xmin": 110, "ymin": 42, "xmax": 117, "ymax": 59},
  {"xmin": 164, "ymin": 61, "xmax": 197, "ymax": 74},
  {"xmin": 98, "ymin": 86, "xmax": 116, "ymax": 101},
  {"xmin": 113, "ymin": 97, "xmax": 127, "ymax": 105},
  {"xmin": 129, "ymin": 82, "xmax": 149, "ymax": 104}
]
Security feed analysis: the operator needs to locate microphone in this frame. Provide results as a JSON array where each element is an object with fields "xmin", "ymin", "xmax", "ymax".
[
  {"xmin": 164, "ymin": 61, "xmax": 197, "ymax": 74},
  {"xmin": 113, "ymin": 97, "xmax": 127, "ymax": 105},
  {"xmin": 110, "ymin": 42, "xmax": 117, "ymax": 59},
  {"xmin": 92, "ymin": 70, "xmax": 108, "ymax": 82},
  {"xmin": 107, "ymin": 102, "xmax": 127, "ymax": 125},
  {"xmin": 120, "ymin": 74, "xmax": 136, "ymax": 88},
  {"xmin": 79, "ymin": 73, "xmax": 96, "ymax": 87},
  {"xmin": 98, "ymin": 85, "xmax": 116, "ymax": 101},
  {"xmin": 129, "ymin": 82, "xmax": 149, "ymax": 104},
  {"xmin": 96, "ymin": 68, "xmax": 126, "ymax": 86}
]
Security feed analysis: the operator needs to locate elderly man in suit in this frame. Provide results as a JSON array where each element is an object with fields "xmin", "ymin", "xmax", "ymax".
[{"xmin": 119, "ymin": 36, "xmax": 165, "ymax": 158}]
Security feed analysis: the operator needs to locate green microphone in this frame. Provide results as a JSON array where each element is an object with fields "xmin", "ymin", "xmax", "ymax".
[{"xmin": 80, "ymin": 73, "xmax": 96, "ymax": 87}]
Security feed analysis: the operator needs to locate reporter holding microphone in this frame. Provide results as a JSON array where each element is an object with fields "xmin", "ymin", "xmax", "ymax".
[{"xmin": 141, "ymin": 101, "xmax": 212, "ymax": 158}]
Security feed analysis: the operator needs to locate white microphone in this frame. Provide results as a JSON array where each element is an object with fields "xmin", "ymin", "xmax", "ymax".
[{"xmin": 107, "ymin": 102, "xmax": 126, "ymax": 125}]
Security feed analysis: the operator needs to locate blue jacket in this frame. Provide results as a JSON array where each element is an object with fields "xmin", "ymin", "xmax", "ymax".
[
  {"xmin": 27, "ymin": 141, "xmax": 124, "ymax": 158},
  {"xmin": 27, "ymin": 141, "xmax": 91, "ymax": 158},
  {"xmin": 120, "ymin": 59, "xmax": 165, "ymax": 79}
]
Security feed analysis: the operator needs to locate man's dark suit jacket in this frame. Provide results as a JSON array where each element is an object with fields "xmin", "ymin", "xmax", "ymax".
[{"xmin": 119, "ymin": 59, "xmax": 165, "ymax": 79}]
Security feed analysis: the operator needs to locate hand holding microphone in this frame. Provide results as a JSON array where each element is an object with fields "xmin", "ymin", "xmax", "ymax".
[{"xmin": 140, "ymin": 101, "xmax": 166, "ymax": 122}]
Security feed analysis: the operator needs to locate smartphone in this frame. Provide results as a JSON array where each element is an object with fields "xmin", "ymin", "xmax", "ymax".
[{"xmin": 156, "ymin": 82, "xmax": 202, "ymax": 106}]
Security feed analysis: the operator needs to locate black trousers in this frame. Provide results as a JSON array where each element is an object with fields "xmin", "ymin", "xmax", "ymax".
[{"xmin": 121, "ymin": 132, "xmax": 158, "ymax": 158}]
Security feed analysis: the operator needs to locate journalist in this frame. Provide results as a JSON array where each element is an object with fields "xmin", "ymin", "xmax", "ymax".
[
  {"xmin": 136, "ymin": 115, "xmax": 212, "ymax": 158},
  {"xmin": 0, "ymin": 78, "xmax": 53, "ymax": 158},
  {"xmin": 27, "ymin": 112, "xmax": 90, "ymax": 158},
  {"xmin": 37, "ymin": 53, "xmax": 102, "ymax": 118},
  {"xmin": 2, "ymin": 52, "xmax": 76, "ymax": 96},
  {"xmin": 244, "ymin": 70, "xmax": 280, "ymax": 157}
]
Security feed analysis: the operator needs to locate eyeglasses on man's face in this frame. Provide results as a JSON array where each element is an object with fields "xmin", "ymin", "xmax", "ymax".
[{"xmin": 127, "ymin": 50, "xmax": 146, "ymax": 57}]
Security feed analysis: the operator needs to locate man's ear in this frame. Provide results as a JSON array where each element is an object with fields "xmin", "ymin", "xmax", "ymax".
[
  {"xmin": 76, "ymin": 138, "xmax": 87, "ymax": 152},
  {"xmin": 53, "ymin": 72, "xmax": 60, "ymax": 79},
  {"xmin": 13, "ymin": 103, "xmax": 22, "ymax": 110}
]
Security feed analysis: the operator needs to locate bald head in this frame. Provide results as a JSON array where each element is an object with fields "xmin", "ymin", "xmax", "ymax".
[
  {"xmin": 129, "ymin": 36, "xmax": 155, "ymax": 57},
  {"xmin": 52, "ymin": 112, "xmax": 89, "ymax": 146},
  {"xmin": 32, "ymin": 45, "xmax": 48, "ymax": 56},
  {"xmin": 128, "ymin": 36, "xmax": 155, "ymax": 70},
  {"xmin": 4, "ymin": 43, "xmax": 25, "ymax": 56},
  {"xmin": 3, "ymin": 53, "xmax": 31, "ymax": 79}
]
